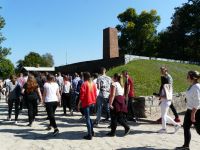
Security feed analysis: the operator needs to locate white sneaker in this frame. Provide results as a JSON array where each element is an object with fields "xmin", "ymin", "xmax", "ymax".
[
  {"xmin": 174, "ymin": 124, "xmax": 181, "ymax": 133},
  {"xmin": 157, "ymin": 129, "xmax": 167, "ymax": 133},
  {"xmin": 14, "ymin": 121, "xmax": 18, "ymax": 125}
]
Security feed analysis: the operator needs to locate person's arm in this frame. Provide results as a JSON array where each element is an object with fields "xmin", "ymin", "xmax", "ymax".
[
  {"xmin": 42, "ymin": 87, "xmax": 46, "ymax": 105},
  {"xmin": 56, "ymin": 88, "xmax": 61, "ymax": 106},
  {"xmin": 109, "ymin": 84, "xmax": 116, "ymax": 109},
  {"xmin": 191, "ymin": 88, "xmax": 200, "ymax": 122},
  {"xmin": 37, "ymin": 87, "xmax": 43, "ymax": 103}
]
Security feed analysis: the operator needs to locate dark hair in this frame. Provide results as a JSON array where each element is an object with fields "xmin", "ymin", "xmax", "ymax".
[
  {"xmin": 83, "ymin": 72, "xmax": 91, "ymax": 81},
  {"xmin": 47, "ymin": 74, "xmax": 54, "ymax": 82},
  {"xmin": 100, "ymin": 67, "xmax": 106, "ymax": 74},
  {"xmin": 122, "ymin": 70, "xmax": 128, "ymax": 74},
  {"xmin": 187, "ymin": 70, "xmax": 200, "ymax": 80},
  {"xmin": 92, "ymin": 73, "xmax": 98, "ymax": 79}
]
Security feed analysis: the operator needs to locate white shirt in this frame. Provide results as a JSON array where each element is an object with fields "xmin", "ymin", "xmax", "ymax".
[
  {"xmin": 62, "ymin": 81, "xmax": 71, "ymax": 93},
  {"xmin": 186, "ymin": 83, "xmax": 200, "ymax": 110},
  {"xmin": 112, "ymin": 82, "xmax": 124, "ymax": 96},
  {"xmin": 93, "ymin": 78, "xmax": 99, "ymax": 96},
  {"xmin": 44, "ymin": 82, "xmax": 59, "ymax": 102}
]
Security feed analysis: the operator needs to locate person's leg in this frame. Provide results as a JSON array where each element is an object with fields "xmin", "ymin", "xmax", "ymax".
[
  {"xmin": 83, "ymin": 106, "xmax": 92, "ymax": 139},
  {"xmin": 46, "ymin": 102, "xmax": 57, "ymax": 129},
  {"xmin": 14, "ymin": 98, "xmax": 20, "ymax": 121},
  {"xmin": 62, "ymin": 93, "xmax": 67, "ymax": 114},
  {"xmin": 194, "ymin": 109, "xmax": 200, "ymax": 135},
  {"xmin": 104, "ymin": 98, "xmax": 110, "ymax": 120},
  {"xmin": 27, "ymin": 100, "xmax": 34, "ymax": 125},
  {"xmin": 170, "ymin": 102, "xmax": 180, "ymax": 122},
  {"xmin": 127, "ymin": 97, "xmax": 137, "ymax": 121},
  {"xmin": 117, "ymin": 112, "xmax": 130, "ymax": 135},
  {"xmin": 160, "ymin": 100, "xmax": 169, "ymax": 130},
  {"xmin": 95, "ymin": 96, "xmax": 103, "ymax": 124},
  {"xmin": 107, "ymin": 109, "xmax": 117, "ymax": 135},
  {"xmin": 183, "ymin": 109, "xmax": 192, "ymax": 148},
  {"xmin": 8, "ymin": 99, "xmax": 14, "ymax": 119}
]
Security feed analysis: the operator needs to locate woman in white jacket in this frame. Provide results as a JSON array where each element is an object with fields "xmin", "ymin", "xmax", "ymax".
[{"xmin": 157, "ymin": 76, "xmax": 181, "ymax": 133}]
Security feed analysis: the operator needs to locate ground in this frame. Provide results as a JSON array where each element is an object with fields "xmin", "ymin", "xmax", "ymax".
[{"xmin": 0, "ymin": 98, "xmax": 200, "ymax": 150}]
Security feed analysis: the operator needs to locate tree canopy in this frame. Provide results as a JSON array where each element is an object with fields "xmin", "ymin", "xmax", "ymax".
[
  {"xmin": 0, "ymin": 8, "xmax": 14, "ymax": 78},
  {"xmin": 116, "ymin": 8, "xmax": 160, "ymax": 56},
  {"xmin": 16, "ymin": 52, "xmax": 54, "ymax": 71}
]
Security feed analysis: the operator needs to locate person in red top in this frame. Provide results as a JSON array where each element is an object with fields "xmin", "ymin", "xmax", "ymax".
[
  {"xmin": 78, "ymin": 72, "xmax": 97, "ymax": 140},
  {"xmin": 122, "ymin": 70, "xmax": 137, "ymax": 122}
]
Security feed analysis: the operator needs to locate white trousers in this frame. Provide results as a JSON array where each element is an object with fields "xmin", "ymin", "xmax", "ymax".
[{"xmin": 160, "ymin": 99, "xmax": 178, "ymax": 129}]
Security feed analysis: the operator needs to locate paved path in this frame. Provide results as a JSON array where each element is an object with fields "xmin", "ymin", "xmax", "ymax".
[{"xmin": 0, "ymin": 100, "xmax": 200, "ymax": 150}]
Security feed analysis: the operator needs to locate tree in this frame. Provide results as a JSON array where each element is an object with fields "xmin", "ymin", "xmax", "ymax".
[
  {"xmin": 16, "ymin": 51, "xmax": 54, "ymax": 71},
  {"xmin": 0, "ymin": 58, "xmax": 14, "ymax": 79},
  {"xmin": 157, "ymin": 0, "xmax": 200, "ymax": 62},
  {"xmin": 0, "ymin": 7, "xmax": 14, "ymax": 78},
  {"xmin": 116, "ymin": 8, "xmax": 160, "ymax": 56},
  {"xmin": 41, "ymin": 53, "xmax": 54, "ymax": 67}
]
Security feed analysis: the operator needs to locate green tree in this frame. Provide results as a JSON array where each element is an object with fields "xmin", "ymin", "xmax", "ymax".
[
  {"xmin": 116, "ymin": 8, "xmax": 160, "ymax": 56},
  {"xmin": 16, "ymin": 51, "xmax": 54, "ymax": 71},
  {"xmin": 41, "ymin": 53, "xmax": 54, "ymax": 67},
  {"xmin": 0, "ymin": 58, "xmax": 14, "ymax": 79},
  {"xmin": 0, "ymin": 7, "xmax": 14, "ymax": 78},
  {"xmin": 157, "ymin": 0, "xmax": 200, "ymax": 62}
]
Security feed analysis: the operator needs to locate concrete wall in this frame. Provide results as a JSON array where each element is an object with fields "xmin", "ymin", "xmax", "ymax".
[{"xmin": 133, "ymin": 92, "xmax": 186, "ymax": 118}]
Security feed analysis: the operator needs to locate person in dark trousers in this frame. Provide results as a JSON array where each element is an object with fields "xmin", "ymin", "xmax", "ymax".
[
  {"xmin": 7, "ymin": 75, "xmax": 21, "ymax": 124},
  {"xmin": 176, "ymin": 71, "xmax": 200, "ymax": 150},
  {"xmin": 42, "ymin": 74, "xmax": 61, "ymax": 136},
  {"xmin": 23, "ymin": 75, "xmax": 42, "ymax": 126},
  {"xmin": 156, "ymin": 66, "xmax": 180, "ymax": 123},
  {"xmin": 122, "ymin": 70, "xmax": 137, "ymax": 122},
  {"xmin": 61, "ymin": 75, "xmax": 72, "ymax": 115},
  {"xmin": 106, "ymin": 73, "xmax": 130, "ymax": 137}
]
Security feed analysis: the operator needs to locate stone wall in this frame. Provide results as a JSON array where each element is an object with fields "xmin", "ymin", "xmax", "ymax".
[{"xmin": 132, "ymin": 92, "xmax": 187, "ymax": 118}]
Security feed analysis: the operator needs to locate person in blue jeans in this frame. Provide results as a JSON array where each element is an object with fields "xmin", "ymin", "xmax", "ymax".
[
  {"xmin": 94, "ymin": 67, "xmax": 112, "ymax": 126},
  {"xmin": 78, "ymin": 72, "xmax": 97, "ymax": 140}
]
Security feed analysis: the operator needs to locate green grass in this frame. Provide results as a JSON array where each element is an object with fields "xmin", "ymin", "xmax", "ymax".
[{"xmin": 107, "ymin": 60, "xmax": 200, "ymax": 96}]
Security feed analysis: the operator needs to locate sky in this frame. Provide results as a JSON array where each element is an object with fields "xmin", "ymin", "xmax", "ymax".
[{"xmin": 0, "ymin": 0, "xmax": 188, "ymax": 67}]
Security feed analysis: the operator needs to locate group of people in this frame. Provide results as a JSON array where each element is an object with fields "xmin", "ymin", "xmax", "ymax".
[{"xmin": 0, "ymin": 66, "xmax": 199, "ymax": 150}]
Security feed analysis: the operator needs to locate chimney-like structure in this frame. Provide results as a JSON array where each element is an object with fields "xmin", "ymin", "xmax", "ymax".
[{"xmin": 103, "ymin": 27, "xmax": 119, "ymax": 59}]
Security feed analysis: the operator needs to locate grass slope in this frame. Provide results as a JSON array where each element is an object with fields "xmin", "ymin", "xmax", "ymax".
[{"xmin": 107, "ymin": 60, "xmax": 200, "ymax": 96}]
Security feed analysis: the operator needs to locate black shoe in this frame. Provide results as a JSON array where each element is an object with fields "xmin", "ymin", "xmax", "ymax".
[
  {"xmin": 45, "ymin": 126, "xmax": 52, "ymax": 131},
  {"xmin": 27, "ymin": 123, "xmax": 32, "ymax": 127},
  {"xmin": 92, "ymin": 131, "xmax": 95, "ymax": 136},
  {"xmin": 128, "ymin": 118, "xmax": 137, "ymax": 122},
  {"xmin": 53, "ymin": 129, "xmax": 59, "ymax": 136},
  {"xmin": 106, "ymin": 132, "xmax": 115, "ymax": 137},
  {"xmin": 102, "ymin": 118, "xmax": 110, "ymax": 122},
  {"xmin": 175, "ymin": 146, "xmax": 190, "ymax": 150},
  {"xmin": 124, "ymin": 127, "xmax": 130, "ymax": 136},
  {"xmin": 83, "ymin": 134, "xmax": 92, "ymax": 140}
]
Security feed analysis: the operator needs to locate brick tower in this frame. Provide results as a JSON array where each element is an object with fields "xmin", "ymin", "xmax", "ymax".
[{"xmin": 103, "ymin": 27, "xmax": 119, "ymax": 59}]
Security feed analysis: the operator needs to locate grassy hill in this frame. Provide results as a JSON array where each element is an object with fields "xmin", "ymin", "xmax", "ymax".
[{"xmin": 107, "ymin": 60, "xmax": 200, "ymax": 96}]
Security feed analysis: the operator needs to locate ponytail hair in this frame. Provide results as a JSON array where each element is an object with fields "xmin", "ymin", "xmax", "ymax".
[
  {"xmin": 113, "ymin": 73, "xmax": 124, "ymax": 87},
  {"xmin": 187, "ymin": 70, "xmax": 200, "ymax": 80}
]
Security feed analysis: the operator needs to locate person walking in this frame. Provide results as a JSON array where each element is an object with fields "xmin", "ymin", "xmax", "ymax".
[
  {"xmin": 156, "ymin": 76, "xmax": 181, "ymax": 133},
  {"xmin": 42, "ymin": 74, "xmax": 61, "ymax": 136},
  {"xmin": 23, "ymin": 75, "xmax": 42, "ymax": 126},
  {"xmin": 78, "ymin": 72, "xmax": 97, "ymax": 140},
  {"xmin": 7, "ymin": 75, "xmax": 21, "ymax": 124},
  {"xmin": 106, "ymin": 73, "xmax": 130, "ymax": 137},
  {"xmin": 94, "ymin": 67, "xmax": 112, "ymax": 126},
  {"xmin": 61, "ymin": 75, "xmax": 71, "ymax": 115},
  {"xmin": 122, "ymin": 70, "xmax": 137, "ymax": 122},
  {"xmin": 156, "ymin": 66, "xmax": 180, "ymax": 123},
  {"xmin": 176, "ymin": 71, "xmax": 200, "ymax": 150}
]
